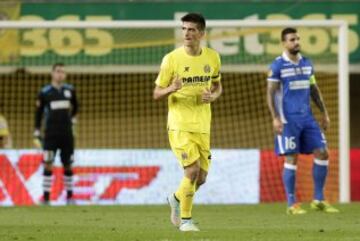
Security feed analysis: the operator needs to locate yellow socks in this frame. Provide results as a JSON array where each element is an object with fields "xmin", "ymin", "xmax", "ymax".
[{"xmin": 175, "ymin": 177, "xmax": 196, "ymax": 219}]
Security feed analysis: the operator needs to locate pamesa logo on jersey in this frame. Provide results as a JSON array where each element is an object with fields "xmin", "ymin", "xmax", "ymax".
[
  {"xmin": 180, "ymin": 64, "xmax": 212, "ymax": 85},
  {"xmin": 182, "ymin": 75, "xmax": 211, "ymax": 85}
]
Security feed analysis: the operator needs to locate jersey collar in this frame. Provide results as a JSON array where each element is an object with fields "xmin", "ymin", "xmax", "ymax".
[
  {"xmin": 282, "ymin": 51, "xmax": 302, "ymax": 65},
  {"xmin": 183, "ymin": 46, "xmax": 203, "ymax": 57},
  {"xmin": 51, "ymin": 82, "xmax": 64, "ymax": 90}
]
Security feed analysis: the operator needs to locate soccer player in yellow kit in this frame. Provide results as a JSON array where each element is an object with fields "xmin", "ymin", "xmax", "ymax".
[{"xmin": 153, "ymin": 13, "xmax": 222, "ymax": 232}]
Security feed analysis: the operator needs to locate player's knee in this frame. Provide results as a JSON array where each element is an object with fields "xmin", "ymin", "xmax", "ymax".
[
  {"xmin": 285, "ymin": 154, "xmax": 298, "ymax": 165},
  {"xmin": 322, "ymin": 151, "xmax": 329, "ymax": 160},
  {"xmin": 61, "ymin": 154, "xmax": 74, "ymax": 166},
  {"xmin": 188, "ymin": 169, "xmax": 200, "ymax": 183},
  {"xmin": 314, "ymin": 148, "xmax": 329, "ymax": 160},
  {"xmin": 197, "ymin": 171, "xmax": 208, "ymax": 187},
  {"xmin": 43, "ymin": 150, "xmax": 55, "ymax": 164},
  {"xmin": 197, "ymin": 177, "xmax": 206, "ymax": 187},
  {"xmin": 43, "ymin": 168, "xmax": 52, "ymax": 176},
  {"xmin": 185, "ymin": 164, "xmax": 200, "ymax": 183},
  {"xmin": 63, "ymin": 167, "xmax": 73, "ymax": 176},
  {"xmin": 43, "ymin": 162, "xmax": 53, "ymax": 172}
]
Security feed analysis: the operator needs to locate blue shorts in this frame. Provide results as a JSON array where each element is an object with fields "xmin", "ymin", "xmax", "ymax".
[{"xmin": 274, "ymin": 117, "xmax": 327, "ymax": 155}]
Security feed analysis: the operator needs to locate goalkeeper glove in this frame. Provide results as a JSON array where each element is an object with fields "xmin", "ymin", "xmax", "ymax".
[{"xmin": 33, "ymin": 129, "xmax": 42, "ymax": 149}]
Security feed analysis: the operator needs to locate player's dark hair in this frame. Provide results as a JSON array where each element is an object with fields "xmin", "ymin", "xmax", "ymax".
[
  {"xmin": 181, "ymin": 13, "xmax": 206, "ymax": 31},
  {"xmin": 281, "ymin": 27, "xmax": 297, "ymax": 41},
  {"xmin": 52, "ymin": 62, "xmax": 65, "ymax": 71}
]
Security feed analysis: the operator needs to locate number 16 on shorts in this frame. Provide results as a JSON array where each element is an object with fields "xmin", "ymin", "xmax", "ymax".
[{"xmin": 276, "ymin": 135, "xmax": 297, "ymax": 155}]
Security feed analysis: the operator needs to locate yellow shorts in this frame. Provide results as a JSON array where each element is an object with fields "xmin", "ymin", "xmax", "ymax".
[{"xmin": 168, "ymin": 130, "xmax": 211, "ymax": 172}]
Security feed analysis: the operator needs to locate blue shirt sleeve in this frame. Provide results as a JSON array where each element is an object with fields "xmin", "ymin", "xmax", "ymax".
[
  {"xmin": 267, "ymin": 60, "xmax": 281, "ymax": 82},
  {"xmin": 309, "ymin": 60, "xmax": 315, "ymax": 76}
]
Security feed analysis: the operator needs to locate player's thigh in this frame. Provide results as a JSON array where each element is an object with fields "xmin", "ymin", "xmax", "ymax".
[
  {"xmin": 197, "ymin": 133, "xmax": 211, "ymax": 172},
  {"xmin": 59, "ymin": 135, "xmax": 74, "ymax": 166},
  {"xmin": 300, "ymin": 121, "xmax": 326, "ymax": 154},
  {"xmin": 43, "ymin": 134, "xmax": 59, "ymax": 163},
  {"xmin": 168, "ymin": 130, "xmax": 200, "ymax": 168},
  {"xmin": 275, "ymin": 122, "xmax": 301, "ymax": 155}
]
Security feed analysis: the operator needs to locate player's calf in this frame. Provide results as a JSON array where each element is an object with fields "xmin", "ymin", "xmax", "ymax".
[
  {"xmin": 42, "ymin": 169, "xmax": 52, "ymax": 205},
  {"xmin": 63, "ymin": 167, "xmax": 74, "ymax": 203}
]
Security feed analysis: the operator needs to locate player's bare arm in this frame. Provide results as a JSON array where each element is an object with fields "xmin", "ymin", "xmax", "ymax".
[
  {"xmin": 201, "ymin": 81, "xmax": 222, "ymax": 103},
  {"xmin": 310, "ymin": 84, "xmax": 330, "ymax": 131},
  {"xmin": 153, "ymin": 75, "xmax": 182, "ymax": 100},
  {"xmin": 267, "ymin": 81, "xmax": 283, "ymax": 134}
]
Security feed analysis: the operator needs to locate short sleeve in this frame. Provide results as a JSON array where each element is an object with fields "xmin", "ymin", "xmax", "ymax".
[
  {"xmin": 211, "ymin": 53, "xmax": 221, "ymax": 83},
  {"xmin": 310, "ymin": 60, "xmax": 315, "ymax": 76},
  {"xmin": 267, "ymin": 61, "xmax": 281, "ymax": 82},
  {"xmin": 155, "ymin": 54, "xmax": 173, "ymax": 88}
]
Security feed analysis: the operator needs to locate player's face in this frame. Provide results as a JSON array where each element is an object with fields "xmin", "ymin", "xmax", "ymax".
[
  {"xmin": 182, "ymin": 21, "xmax": 204, "ymax": 47},
  {"xmin": 283, "ymin": 33, "xmax": 301, "ymax": 55},
  {"xmin": 52, "ymin": 66, "xmax": 66, "ymax": 84}
]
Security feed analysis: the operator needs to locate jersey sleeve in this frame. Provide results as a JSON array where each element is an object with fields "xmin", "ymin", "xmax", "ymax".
[
  {"xmin": 211, "ymin": 52, "xmax": 221, "ymax": 83},
  {"xmin": 155, "ymin": 54, "xmax": 173, "ymax": 88},
  {"xmin": 35, "ymin": 91, "xmax": 45, "ymax": 129},
  {"xmin": 267, "ymin": 60, "xmax": 281, "ymax": 82},
  {"xmin": 71, "ymin": 88, "xmax": 79, "ymax": 117}
]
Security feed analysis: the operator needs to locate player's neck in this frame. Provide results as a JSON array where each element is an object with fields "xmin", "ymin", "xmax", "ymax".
[
  {"xmin": 51, "ymin": 81, "xmax": 63, "ymax": 89},
  {"xmin": 285, "ymin": 51, "xmax": 300, "ymax": 64},
  {"xmin": 184, "ymin": 45, "xmax": 202, "ymax": 56}
]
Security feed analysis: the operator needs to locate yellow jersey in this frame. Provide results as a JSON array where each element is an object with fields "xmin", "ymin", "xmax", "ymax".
[
  {"xmin": 155, "ymin": 46, "xmax": 221, "ymax": 134},
  {"xmin": 0, "ymin": 114, "xmax": 10, "ymax": 136}
]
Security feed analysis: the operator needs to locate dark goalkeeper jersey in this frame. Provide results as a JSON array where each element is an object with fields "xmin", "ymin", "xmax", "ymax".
[{"xmin": 35, "ymin": 83, "xmax": 78, "ymax": 135}]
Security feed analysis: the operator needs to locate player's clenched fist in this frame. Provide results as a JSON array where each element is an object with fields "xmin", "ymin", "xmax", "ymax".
[
  {"xmin": 170, "ymin": 75, "xmax": 182, "ymax": 92},
  {"xmin": 272, "ymin": 117, "xmax": 283, "ymax": 135},
  {"xmin": 201, "ymin": 88, "xmax": 213, "ymax": 103}
]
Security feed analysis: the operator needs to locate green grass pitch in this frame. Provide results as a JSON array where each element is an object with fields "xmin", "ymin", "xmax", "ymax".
[{"xmin": 0, "ymin": 203, "xmax": 359, "ymax": 241}]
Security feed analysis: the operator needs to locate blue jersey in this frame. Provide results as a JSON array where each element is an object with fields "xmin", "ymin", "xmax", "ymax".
[{"xmin": 267, "ymin": 52, "xmax": 315, "ymax": 123}]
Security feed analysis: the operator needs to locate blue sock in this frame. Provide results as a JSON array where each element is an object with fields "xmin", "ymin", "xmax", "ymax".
[
  {"xmin": 313, "ymin": 159, "xmax": 328, "ymax": 201},
  {"xmin": 283, "ymin": 164, "xmax": 296, "ymax": 206}
]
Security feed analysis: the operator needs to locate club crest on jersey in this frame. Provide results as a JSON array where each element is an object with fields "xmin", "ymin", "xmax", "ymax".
[
  {"xmin": 184, "ymin": 66, "xmax": 190, "ymax": 72},
  {"xmin": 64, "ymin": 89, "xmax": 72, "ymax": 98},
  {"xmin": 204, "ymin": 64, "xmax": 211, "ymax": 73},
  {"xmin": 295, "ymin": 67, "xmax": 303, "ymax": 75}
]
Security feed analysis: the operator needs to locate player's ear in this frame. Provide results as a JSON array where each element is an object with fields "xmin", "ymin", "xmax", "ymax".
[{"xmin": 281, "ymin": 35, "xmax": 288, "ymax": 46}]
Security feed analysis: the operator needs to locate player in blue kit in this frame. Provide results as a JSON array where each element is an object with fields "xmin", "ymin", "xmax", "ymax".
[{"xmin": 267, "ymin": 27, "xmax": 339, "ymax": 214}]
